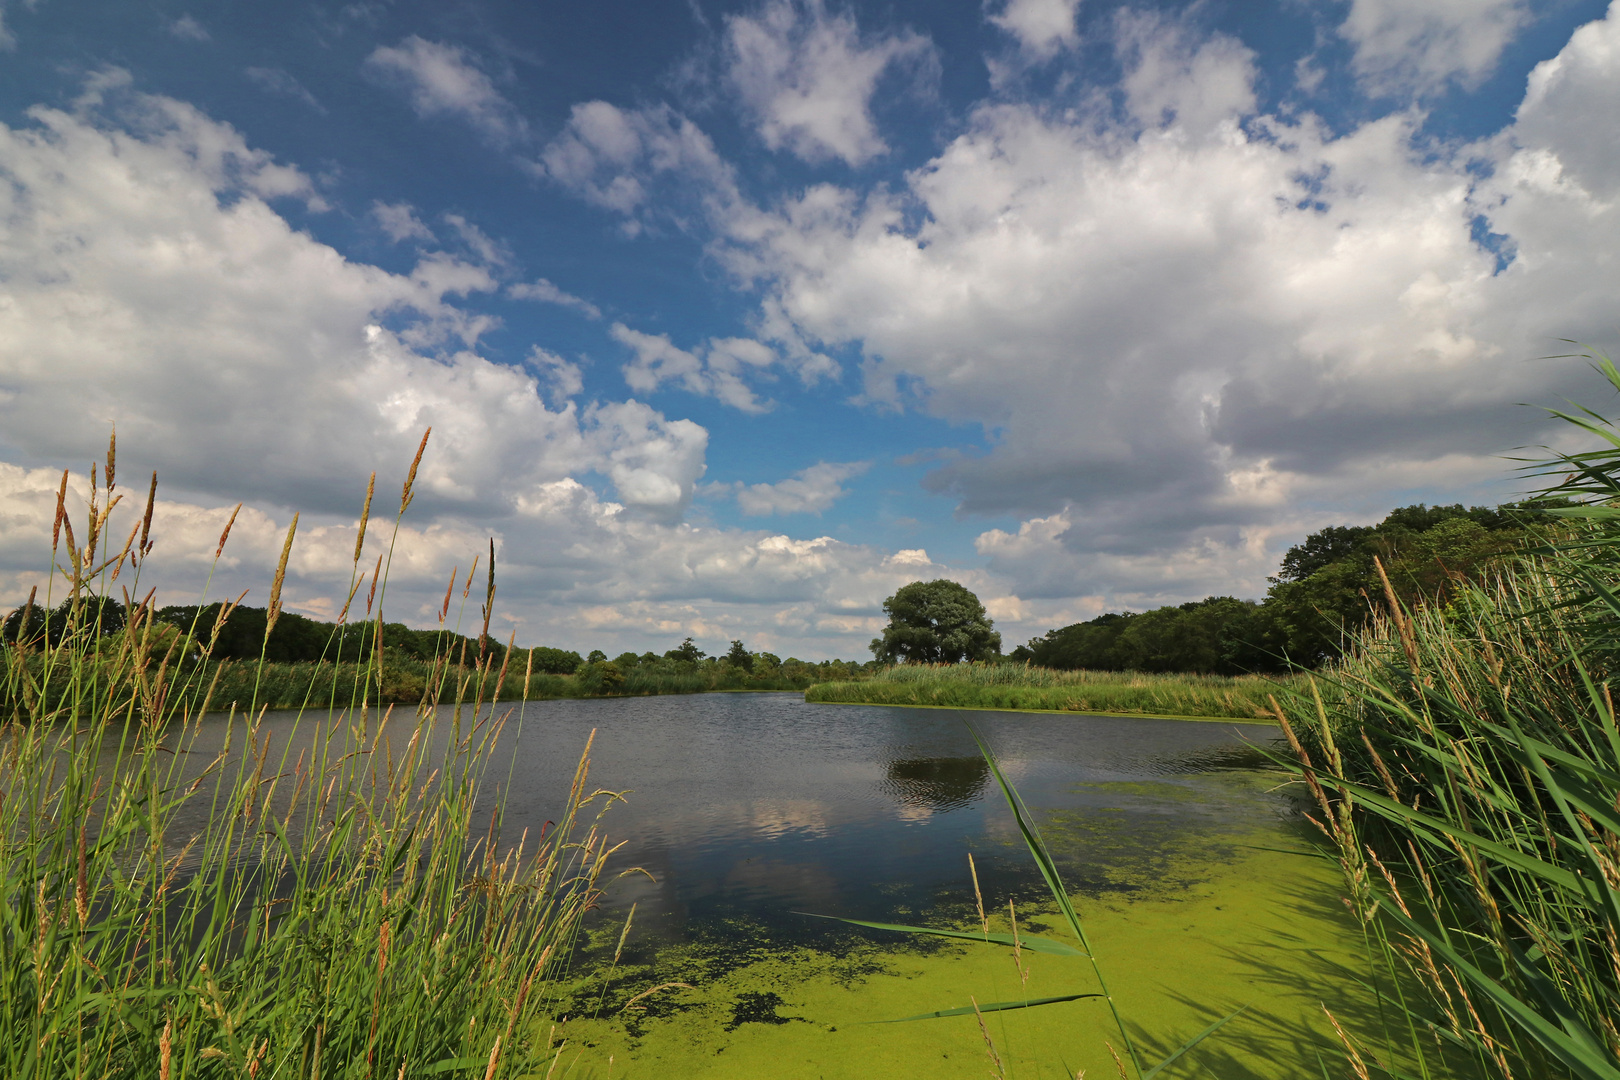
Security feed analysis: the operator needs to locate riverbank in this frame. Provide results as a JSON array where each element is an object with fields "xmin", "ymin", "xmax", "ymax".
[{"xmin": 804, "ymin": 662, "xmax": 1287, "ymax": 720}]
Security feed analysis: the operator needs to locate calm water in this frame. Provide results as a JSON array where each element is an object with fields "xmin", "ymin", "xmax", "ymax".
[
  {"xmin": 148, "ymin": 693, "xmax": 1289, "ymax": 951},
  {"xmin": 474, "ymin": 693, "xmax": 1290, "ymax": 949}
]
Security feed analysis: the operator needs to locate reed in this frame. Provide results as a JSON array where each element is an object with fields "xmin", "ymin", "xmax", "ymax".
[
  {"xmin": 0, "ymin": 435, "xmax": 626, "ymax": 1078},
  {"xmin": 1271, "ymin": 357, "xmax": 1620, "ymax": 1079},
  {"xmin": 806, "ymin": 661, "xmax": 1287, "ymax": 720}
]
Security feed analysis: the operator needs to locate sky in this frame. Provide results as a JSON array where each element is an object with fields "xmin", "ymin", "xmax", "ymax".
[{"xmin": 2, "ymin": 0, "xmax": 1618, "ymax": 660}]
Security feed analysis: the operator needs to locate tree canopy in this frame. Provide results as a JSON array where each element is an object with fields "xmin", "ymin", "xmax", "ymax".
[
  {"xmin": 871, "ymin": 579, "xmax": 1001, "ymax": 664},
  {"xmin": 1012, "ymin": 500, "xmax": 1566, "ymax": 674}
]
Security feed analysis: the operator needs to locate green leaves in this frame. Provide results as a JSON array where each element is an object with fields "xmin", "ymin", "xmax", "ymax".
[
  {"xmin": 795, "ymin": 912, "xmax": 1084, "ymax": 956},
  {"xmin": 879, "ymin": 993, "xmax": 1102, "ymax": 1023}
]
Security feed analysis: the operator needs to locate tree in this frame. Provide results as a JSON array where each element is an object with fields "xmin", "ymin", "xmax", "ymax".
[
  {"xmin": 871, "ymin": 580, "xmax": 1001, "ymax": 664},
  {"xmin": 724, "ymin": 639, "xmax": 754, "ymax": 672},
  {"xmin": 664, "ymin": 638, "xmax": 705, "ymax": 665}
]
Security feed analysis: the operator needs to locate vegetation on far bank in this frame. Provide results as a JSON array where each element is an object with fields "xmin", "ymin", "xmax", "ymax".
[
  {"xmin": 1012, "ymin": 499, "xmax": 1570, "ymax": 675},
  {"xmin": 805, "ymin": 661, "xmax": 1286, "ymax": 719}
]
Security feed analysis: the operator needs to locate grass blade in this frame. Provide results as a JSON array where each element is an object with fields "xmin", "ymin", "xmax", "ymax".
[{"xmin": 796, "ymin": 912, "xmax": 1085, "ymax": 956}]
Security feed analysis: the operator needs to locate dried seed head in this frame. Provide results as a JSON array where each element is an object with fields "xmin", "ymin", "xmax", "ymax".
[
  {"xmin": 265, "ymin": 513, "xmax": 299, "ymax": 637},
  {"xmin": 441, "ymin": 565, "xmax": 457, "ymax": 624},
  {"xmin": 105, "ymin": 427, "xmax": 116, "ymax": 493},
  {"xmin": 52, "ymin": 470, "xmax": 68, "ymax": 553},
  {"xmin": 366, "ymin": 552, "xmax": 382, "ymax": 617},
  {"xmin": 140, "ymin": 471, "xmax": 158, "ymax": 558},
  {"xmin": 401, "ymin": 427, "xmax": 431, "ymax": 514},
  {"xmin": 215, "ymin": 503, "xmax": 242, "ymax": 559},
  {"xmin": 355, "ymin": 471, "xmax": 375, "ymax": 564}
]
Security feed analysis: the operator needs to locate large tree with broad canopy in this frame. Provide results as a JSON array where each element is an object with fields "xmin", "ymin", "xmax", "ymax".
[{"xmin": 871, "ymin": 579, "xmax": 1001, "ymax": 664}]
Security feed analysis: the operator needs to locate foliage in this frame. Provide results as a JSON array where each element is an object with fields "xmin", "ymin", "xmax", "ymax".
[
  {"xmin": 664, "ymin": 637, "xmax": 706, "ymax": 665},
  {"xmin": 724, "ymin": 639, "xmax": 755, "ymax": 671},
  {"xmin": 871, "ymin": 579, "xmax": 1002, "ymax": 664},
  {"xmin": 1017, "ymin": 499, "xmax": 1562, "ymax": 675},
  {"xmin": 806, "ymin": 661, "xmax": 1282, "ymax": 719},
  {"xmin": 1269, "ymin": 356, "xmax": 1620, "ymax": 1079}
]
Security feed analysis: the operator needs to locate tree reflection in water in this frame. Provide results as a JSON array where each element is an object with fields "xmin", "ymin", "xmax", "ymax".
[{"xmin": 882, "ymin": 756, "xmax": 990, "ymax": 812}]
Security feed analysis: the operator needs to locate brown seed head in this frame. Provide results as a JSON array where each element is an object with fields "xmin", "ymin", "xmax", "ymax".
[
  {"xmin": 140, "ymin": 471, "xmax": 158, "ymax": 557},
  {"xmin": 355, "ymin": 471, "xmax": 375, "ymax": 564},
  {"xmin": 52, "ymin": 470, "xmax": 68, "ymax": 553},
  {"xmin": 105, "ymin": 427, "xmax": 116, "ymax": 493},
  {"xmin": 265, "ymin": 513, "xmax": 299, "ymax": 637},
  {"xmin": 401, "ymin": 427, "xmax": 431, "ymax": 514},
  {"xmin": 215, "ymin": 503, "xmax": 242, "ymax": 559}
]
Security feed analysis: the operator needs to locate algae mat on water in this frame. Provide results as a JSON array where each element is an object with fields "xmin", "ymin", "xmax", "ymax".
[{"xmin": 549, "ymin": 828, "xmax": 1390, "ymax": 1077}]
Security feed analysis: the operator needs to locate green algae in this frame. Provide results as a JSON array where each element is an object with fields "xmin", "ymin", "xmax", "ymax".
[{"xmin": 541, "ymin": 804, "xmax": 1414, "ymax": 1079}]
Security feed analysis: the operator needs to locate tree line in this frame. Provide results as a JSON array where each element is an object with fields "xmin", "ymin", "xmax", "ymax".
[
  {"xmin": 1, "ymin": 598, "xmax": 868, "ymax": 683},
  {"xmin": 1009, "ymin": 501, "xmax": 1568, "ymax": 675}
]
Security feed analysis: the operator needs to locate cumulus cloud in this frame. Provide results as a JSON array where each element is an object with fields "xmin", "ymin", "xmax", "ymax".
[
  {"xmin": 613, "ymin": 323, "xmax": 784, "ymax": 413},
  {"xmin": 0, "ymin": 80, "xmax": 706, "ymax": 527},
  {"xmin": 735, "ymin": 461, "xmax": 869, "ymax": 515},
  {"xmin": 245, "ymin": 67, "xmax": 325, "ymax": 111},
  {"xmin": 723, "ymin": 0, "xmax": 936, "ymax": 166},
  {"xmin": 986, "ymin": 0, "xmax": 1081, "ymax": 59},
  {"xmin": 680, "ymin": 3, "xmax": 1620, "ymax": 603},
  {"xmin": 528, "ymin": 347, "xmax": 584, "ymax": 406},
  {"xmin": 535, "ymin": 101, "xmax": 742, "ymax": 231},
  {"xmin": 365, "ymin": 37, "xmax": 525, "ymax": 146},
  {"xmin": 507, "ymin": 278, "xmax": 601, "ymax": 319},
  {"xmin": 1337, "ymin": 0, "xmax": 1533, "ymax": 95},
  {"xmin": 168, "ymin": 15, "xmax": 210, "ymax": 42},
  {"xmin": 0, "ymin": 80, "xmax": 991, "ymax": 657},
  {"xmin": 372, "ymin": 200, "xmax": 434, "ymax": 242},
  {"xmin": 0, "ymin": 460, "xmax": 986, "ymax": 659}
]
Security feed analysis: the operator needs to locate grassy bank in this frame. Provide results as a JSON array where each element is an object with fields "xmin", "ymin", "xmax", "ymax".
[
  {"xmin": 805, "ymin": 661, "xmax": 1287, "ymax": 720},
  {"xmin": 3, "ymin": 651, "xmax": 843, "ymax": 717}
]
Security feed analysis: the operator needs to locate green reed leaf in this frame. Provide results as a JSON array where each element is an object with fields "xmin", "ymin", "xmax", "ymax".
[{"xmin": 795, "ymin": 912, "xmax": 1085, "ymax": 956}]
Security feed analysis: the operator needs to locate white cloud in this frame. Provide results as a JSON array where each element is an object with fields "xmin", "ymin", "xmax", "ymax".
[
  {"xmin": 0, "ymin": 461, "xmax": 964, "ymax": 659},
  {"xmin": 372, "ymin": 200, "xmax": 434, "ymax": 242},
  {"xmin": 986, "ymin": 0, "xmax": 1080, "ymax": 59},
  {"xmin": 443, "ymin": 213, "xmax": 508, "ymax": 266},
  {"xmin": 679, "ymin": 4, "xmax": 1620, "ymax": 602},
  {"xmin": 507, "ymin": 278, "xmax": 601, "ymax": 319},
  {"xmin": 535, "ymin": 101, "xmax": 743, "ymax": 231},
  {"xmin": 723, "ymin": 0, "xmax": 935, "ymax": 167},
  {"xmin": 735, "ymin": 461, "xmax": 869, "ymax": 515},
  {"xmin": 0, "ymin": 81, "xmax": 708, "ymax": 527},
  {"xmin": 245, "ymin": 67, "xmax": 324, "ymax": 112},
  {"xmin": 1117, "ymin": 11, "xmax": 1256, "ymax": 134},
  {"xmin": 528, "ymin": 347, "xmax": 584, "ymax": 406},
  {"xmin": 168, "ymin": 15, "xmax": 210, "ymax": 42},
  {"xmin": 1338, "ymin": 0, "xmax": 1532, "ymax": 96},
  {"xmin": 612, "ymin": 323, "xmax": 780, "ymax": 413},
  {"xmin": 365, "ymin": 37, "xmax": 525, "ymax": 146}
]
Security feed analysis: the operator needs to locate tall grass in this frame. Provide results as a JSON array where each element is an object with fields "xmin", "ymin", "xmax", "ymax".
[
  {"xmin": 1, "ymin": 434, "xmax": 627, "ymax": 1078},
  {"xmin": 1273, "ymin": 358, "xmax": 1620, "ymax": 1079},
  {"xmin": 806, "ymin": 661, "xmax": 1286, "ymax": 720}
]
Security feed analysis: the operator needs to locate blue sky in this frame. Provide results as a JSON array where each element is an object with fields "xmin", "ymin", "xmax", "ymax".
[{"xmin": 1, "ymin": 0, "xmax": 1618, "ymax": 659}]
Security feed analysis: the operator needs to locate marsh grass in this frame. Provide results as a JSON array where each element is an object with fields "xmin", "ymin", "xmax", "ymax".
[
  {"xmin": 1, "ymin": 433, "xmax": 629, "ymax": 1078},
  {"xmin": 806, "ymin": 662, "xmax": 1288, "ymax": 720},
  {"xmin": 1270, "ymin": 356, "xmax": 1620, "ymax": 1080}
]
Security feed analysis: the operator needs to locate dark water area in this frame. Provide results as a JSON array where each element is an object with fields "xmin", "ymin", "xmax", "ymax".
[{"xmin": 473, "ymin": 693, "xmax": 1292, "ymax": 956}]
